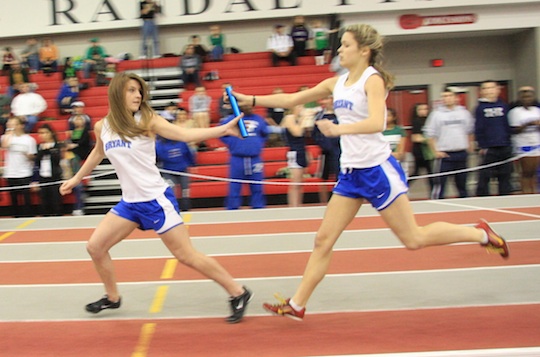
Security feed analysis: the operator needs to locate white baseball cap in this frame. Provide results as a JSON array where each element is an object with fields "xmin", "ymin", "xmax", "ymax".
[{"xmin": 71, "ymin": 101, "xmax": 85, "ymax": 107}]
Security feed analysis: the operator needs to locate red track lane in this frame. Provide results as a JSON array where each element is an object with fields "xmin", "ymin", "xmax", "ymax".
[
  {"xmin": 1, "ymin": 241, "xmax": 537, "ymax": 285},
  {"xmin": 1, "ymin": 208, "xmax": 538, "ymax": 243},
  {"xmin": 2, "ymin": 304, "xmax": 540, "ymax": 357}
]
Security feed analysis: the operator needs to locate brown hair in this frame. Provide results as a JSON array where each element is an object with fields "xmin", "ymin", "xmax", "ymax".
[
  {"xmin": 106, "ymin": 72, "xmax": 154, "ymax": 142},
  {"xmin": 344, "ymin": 24, "xmax": 394, "ymax": 90}
]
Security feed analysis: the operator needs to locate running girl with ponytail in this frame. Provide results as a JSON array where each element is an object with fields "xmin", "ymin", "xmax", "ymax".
[{"xmin": 233, "ymin": 23, "xmax": 509, "ymax": 320}]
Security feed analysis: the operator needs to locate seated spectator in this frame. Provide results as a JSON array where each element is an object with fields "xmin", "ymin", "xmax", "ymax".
[
  {"xmin": 20, "ymin": 38, "xmax": 39, "ymax": 73},
  {"xmin": 7, "ymin": 62, "xmax": 30, "ymax": 98},
  {"xmin": 68, "ymin": 101, "xmax": 92, "ymax": 131},
  {"xmin": 39, "ymin": 38, "xmax": 59, "ymax": 74},
  {"xmin": 83, "ymin": 38, "xmax": 108, "ymax": 79},
  {"xmin": 160, "ymin": 101, "xmax": 178, "ymax": 122},
  {"xmin": 62, "ymin": 57, "xmax": 77, "ymax": 80},
  {"xmin": 179, "ymin": 45, "xmax": 202, "ymax": 88},
  {"xmin": 208, "ymin": 25, "xmax": 225, "ymax": 61},
  {"xmin": 189, "ymin": 86, "xmax": 211, "ymax": 128},
  {"xmin": 189, "ymin": 35, "xmax": 208, "ymax": 61},
  {"xmin": 267, "ymin": 24, "xmax": 297, "ymax": 67},
  {"xmin": 57, "ymin": 77, "xmax": 80, "ymax": 114},
  {"xmin": 10, "ymin": 82, "xmax": 47, "ymax": 133},
  {"xmin": 2, "ymin": 47, "xmax": 19, "ymax": 74}
]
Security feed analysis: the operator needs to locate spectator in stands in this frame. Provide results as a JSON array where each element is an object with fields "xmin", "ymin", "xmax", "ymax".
[
  {"xmin": 7, "ymin": 62, "xmax": 30, "ymax": 98},
  {"xmin": 179, "ymin": 45, "xmax": 202, "ymax": 88},
  {"xmin": 424, "ymin": 88, "xmax": 474, "ymax": 199},
  {"xmin": 57, "ymin": 77, "xmax": 81, "ymax": 114},
  {"xmin": 267, "ymin": 24, "xmax": 297, "ymax": 67},
  {"xmin": 508, "ymin": 86, "xmax": 540, "ymax": 194},
  {"xmin": 282, "ymin": 104, "xmax": 309, "ymax": 207},
  {"xmin": 2, "ymin": 47, "xmax": 19, "ymax": 74},
  {"xmin": 10, "ymin": 82, "xmax": 47, "ymax": 133},
  {"xmin": 59, "ymin": 72, "xmax": 251, "ymax": 323},
  {"xmin": 68, "ymin": 101, "xmax": 92, "ymax": 131},
  {"xmin": 39, "ymin": 38, "xmax": 59, "ymax": 74},
  {"xmin": 220, "ymin": 105, "xmax": 269, "ymax": 210},
  {"xmin": 66, "ymin": 114, "xmax": 93, "ymax": 161},
  {"xmin": 312, "ymin": 95, "xmax": 340, "ymax": 203},
  {"xmin": 410, "ymin": 103, "xmax": 434, "ymax": 191},
  {"xmin": 1, "ymin": 116, "xmax": 37, "ymax": 217},
  {"xmin": 310, "ymin": 19, "xmax": 337, "ymax": 65},
  {"xmin": 19, "ymin": 37, "xmax": 39, "ymax": 73},
  {"xmin": 208, "ymin": 25, "xmax": 225, "ymax": 61},
  {"xmin": 159, "ymin": 101, "xmax": 178, "ymax": 122},
  {"xmin": 290, "ymin": 15, "xmax": 310, "ymax": 57},
  {"xmin": 83, "ymin": 38, "xmax": 108, "ymax": 79},
  {"xmin": 62, "ymin": 57, "xmax": 77, "ymax": 80},
  {"xmin": 189, "ymin": 86, "xmax": 212, "ymax": 129},
  {"xmin": 0, "ymin": 86, "xmax": 11, "ymax": 133},
  {"xmin": 155, "ymin": 117, "xmax": 196, "ymax": 211},
  {"xmin": 189, "ymin": 35, "xmax": 209, "ymax": 61},
  {"xmin": 265, "ymin": 87, "xmax": 286, "ymax": 147},
  {"xmin": 140, "ymin": 0, "xmax": 161, "ymax": 59},
  {"xmin": 60, "ymin": 143, "xmax": 85, "ymax": 215},
  {"xmin": 33, "ymin": 124, "xmax": 63, "ymax": 216},
  {"xmin": 382, "ymin": 108, "xmax": 407, "ymax": 175},
  {"xmin": 474, "ymin": 80, "xmax": 513, "ymax": 196},
  {"xmin": 218, "ymin": 82, "xmax": 234, "ymax": 120}
]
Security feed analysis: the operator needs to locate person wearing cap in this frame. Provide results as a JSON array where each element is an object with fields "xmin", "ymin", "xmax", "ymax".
[
  {"xmin": 83, "ymin": 38, "xmax": 108, "ymax": 79},
  {"xmin": 57, "ymin": 77, "xmax": 80, "ymax": 114},
  {"xmin": 267, "ymin": 24, "xmax": 297, "ymax": 67},
  {"xmin": 68, "ymin": 101, "xmax": 92, "ymax": 131}
]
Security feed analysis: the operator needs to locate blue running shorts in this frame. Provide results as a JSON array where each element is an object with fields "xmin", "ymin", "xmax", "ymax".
[
  {"xmin": 333, "ymin": 155, "xmax": 408, "ymax": 211},
  {"xmin": 111, "ymin": 187, "xmax": 183, "ymax": 234}
]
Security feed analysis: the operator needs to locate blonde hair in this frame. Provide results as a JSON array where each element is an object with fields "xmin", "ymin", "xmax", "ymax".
[
  {"xmin": 344, "ymin": 24, "xmax": 394, "ymax": 90},
  {"xmin": 106, "ymin": 72, "xmax": 154, "ymax": 142}
]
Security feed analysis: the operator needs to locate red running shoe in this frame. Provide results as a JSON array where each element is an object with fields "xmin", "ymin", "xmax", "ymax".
[
  {"xmin": 263, "ymin": 294, "xmax": 305, "ymax": 321},
  {"xmin": 476, "ymin": 219, "xmax": 510, "ymax": 259}
]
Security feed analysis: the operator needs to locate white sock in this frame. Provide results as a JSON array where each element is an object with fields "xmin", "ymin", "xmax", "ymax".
[
  {"xmin": 289, "ymin": 299, "xmax": 303, "ymax": 311},
  {"xmin": 480, "ymin": 230, "xmax": 489, "ymax": 244}
]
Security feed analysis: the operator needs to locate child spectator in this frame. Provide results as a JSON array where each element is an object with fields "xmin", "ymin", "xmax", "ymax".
[
  {"xmin": 179, "ymin": 45, "xmax": 202, "ymax": 88},
  {"xmin": 189, "ymin": 86, "xmax": 212, "ymax": 128},
  {"xmin": 208, "ymin": 25, "xmax": 225, "ymax": 61},
  {"xmin": 60, "ymin": 143, "xmax": 85, "ymax": 215},
  {"xmin": 66, "ymin": 114, "xmax": 93, "ymax": 161},
  {"xmin": 310, "ymin": 19, "xmax": 337, "ymax": 65},
  {"xmin": 62, "ymin": 57, "xmax": 77, "ymax": 80}
]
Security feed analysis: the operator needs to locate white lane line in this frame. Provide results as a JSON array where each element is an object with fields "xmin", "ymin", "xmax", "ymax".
[
  {"xmin": 2, "ymin": 238, "xmax": 539, "ymax": 263},
  {"xmin": 1, "ymin": 264, "xmax": 539, "ymax": 288},
  {"xmin": 431, "ymin": 200, "xmax": 540, "ymax": 219},
  {"xmin": 1, "ymin": 301, "xmax": 539, "ymax": 324}
]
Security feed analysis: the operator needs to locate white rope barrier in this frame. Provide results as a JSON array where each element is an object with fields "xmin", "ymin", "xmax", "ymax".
[{"xmin": 0, "ymin": 152, "xmax": 533, "ymax": 191}]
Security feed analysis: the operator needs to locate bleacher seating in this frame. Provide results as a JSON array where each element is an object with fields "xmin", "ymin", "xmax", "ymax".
[{"xmin": 0, "ymin": 51, "xmax": 333, "ymax": 214}]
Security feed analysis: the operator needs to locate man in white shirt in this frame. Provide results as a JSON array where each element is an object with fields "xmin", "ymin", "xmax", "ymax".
[
  {"xmin": 267, "ymin": 24, "xmax": 297, "ymax": 67},
  {"xmin": 10, "ymin": 82, "xmax": 47, "ymax": 133}
]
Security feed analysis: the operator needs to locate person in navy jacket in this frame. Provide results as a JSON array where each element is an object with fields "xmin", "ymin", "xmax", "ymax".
[
  {"xmin": 220, "ymin": 105, "xmax": 269, "ymax": 209},
  {"xmin": 474, "ymin": 80, "xmax": 513, "ymax": 196},
  {"xmin": 155, "ymin": 125, "xmax": 196, "ymax": 211}
]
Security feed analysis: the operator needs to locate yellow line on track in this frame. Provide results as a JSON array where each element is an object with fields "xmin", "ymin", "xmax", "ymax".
[
  {"xmin": 0, "ymin": 219, "xmax": 36, "ymax": 242},
  {"xmin": 131, "ymin": 323, "xmax": 156, "ymax": 357},
  {"xmin": 149, "ymin": 285, "xmax": 169, "ymax": 313},
  {"xmin": 160, "ymin": 259, "xmax": 178, "ymax": 279}
]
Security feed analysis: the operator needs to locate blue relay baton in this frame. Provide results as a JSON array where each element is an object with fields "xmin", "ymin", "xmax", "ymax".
[{"xmin": 225, "ymin": 86, "xmax": 248, "ymax": 138}]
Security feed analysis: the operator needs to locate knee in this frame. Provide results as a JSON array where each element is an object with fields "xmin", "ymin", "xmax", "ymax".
[
  {"xmin": 86, "ymin": 241, "xmax": 107, "ymax": 260},
  {"xmin": 313, "ymin": 233, "xmax": 334, "ymax": 254},
  {"xmin": 397, "ymin": 233, "xmax": 424, "ymax": 251}
]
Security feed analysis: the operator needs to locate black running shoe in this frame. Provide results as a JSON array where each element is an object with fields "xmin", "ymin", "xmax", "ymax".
[
  {"xmin": 226, "ymin": 287, "xmax": 253, "ymax": 324},
  {"xmin": 85, "ymin": 295, "xmax": 122, "ymax": 314}
]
